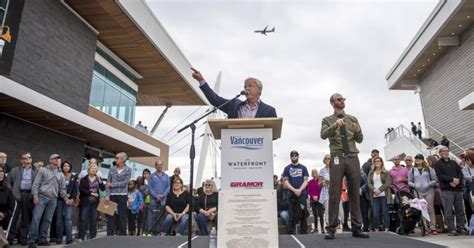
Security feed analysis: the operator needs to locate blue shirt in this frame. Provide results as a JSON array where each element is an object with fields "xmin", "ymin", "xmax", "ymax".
[
  {"xmin": 148, "ymin": 171, "xmax": 170, "ymax": 206},
  {"xmin": 282, "ymin": 163, "xmax": 309, "ymax": 190},
  {"xmin": 20, "ymin": 166, "xmax": 32, "ymax": 190}
]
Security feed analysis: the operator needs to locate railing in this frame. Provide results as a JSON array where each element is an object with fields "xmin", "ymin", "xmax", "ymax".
[
  {"xmin": 385, "ymin": 124, "xmax": 460, "ymax": 163},
  {"xmin": 426, "ymin": 124, "xmax": 465, "ymax": 152}
]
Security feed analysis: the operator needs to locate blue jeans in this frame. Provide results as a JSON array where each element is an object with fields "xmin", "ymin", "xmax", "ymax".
[
  {"xmin": 278, "ymin": 210, "xmax": 290, "ymax": 231},
  {"xmin": 28, "ymin": 196, "xmax": 57, "ymax": 243},
  {"xmin": 78, "ymin": 201, "xmax": 99, "ymax": 240},
  {"xmin": 161, "ymin": 213, "xmax": 189, "ymax": 235},
  {"xmin": 195, "ymin": 213, "xmax": 217, "ymax": 235},
  {"xmin": 372, "ymin": 196, "xmax": 390, "ymax": 230},
  {"xmin": 55, "ymin": 200, "xmax": 73, "ymax": 242}
]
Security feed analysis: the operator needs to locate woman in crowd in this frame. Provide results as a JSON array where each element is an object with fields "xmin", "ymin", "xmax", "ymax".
[
  {"xmin": 427, "ymin": 155, "xmax": 445, "ymax": 232},
  {"xmin": 408, "ymin": 154, "xmax": 438, "ymax": 235},
  {"xmin": 127, "ymin": 180, "xmax": 143, "ymax": 236},
  {"xmin": 78, "ymin": 164, "xmax": 104, "ymax": 241},
  {"xmin": 161, "ymin": 178, "xmax": 191, "ymax": 236},
  {"xmin": 319, "ymin": 155, "xmax": 331, "ymax": 228},
  {"xmin": 137, "ymin": 169, "xmax": 151, "ymax": 236},
  {"xmin": 55, "ymin": 161, "xmax": 78, "ymax": 244},
  {"xmin": 308, "ymin": 169, "xmax": 324, "ymax": 234},
  {"xmin": 461, "ymin": 150, "xmax": 473, "ymax": 227},
  {"xmin": 0, "ymin": 169, "xmax": 15, "ymax": 248},
  {"xmin": 368, "ymin": 157, "xmax": 392, "ymax": 232},
  {"xmin": 195, "ymin": 179, "xmax": 218, "ymax": 236}
]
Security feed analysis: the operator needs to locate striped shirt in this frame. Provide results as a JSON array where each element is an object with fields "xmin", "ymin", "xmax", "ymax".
[{"xmin": 106, "ymin": 166, "xmax": 132, "ymax": 196}]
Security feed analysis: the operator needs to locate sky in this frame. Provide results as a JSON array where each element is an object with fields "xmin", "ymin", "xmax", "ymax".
[{"xmin": 136, "ymin": 0, "xmax": 438, "ymax": 185}]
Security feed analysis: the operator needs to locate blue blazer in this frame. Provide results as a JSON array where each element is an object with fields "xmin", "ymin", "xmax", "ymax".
[{"xmin": 200, "ymin": 83, "xmax": 277, "ymax": 118}]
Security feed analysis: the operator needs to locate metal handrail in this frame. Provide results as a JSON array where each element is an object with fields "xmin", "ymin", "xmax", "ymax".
[
  {"xmin": 426, "ymin": 124, "xmax": 465, "ymax": 152},
  {"xmin": 385, "ymin": 124, "xmax": 460, "ymax": 163}
]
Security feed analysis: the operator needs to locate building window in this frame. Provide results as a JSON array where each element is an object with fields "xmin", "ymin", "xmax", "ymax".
[{"xmin": 90, "ymin": 62, "xmax": 137, "ymax": 126}]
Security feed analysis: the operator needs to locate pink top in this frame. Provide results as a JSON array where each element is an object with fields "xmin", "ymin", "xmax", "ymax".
[
  {"xmin": 389, "ymin": 166, "xmax": 409, "ymax": 192},
  {"xmin": 307, "ymin": 178, "xmax": 322, "ymax": 202}
]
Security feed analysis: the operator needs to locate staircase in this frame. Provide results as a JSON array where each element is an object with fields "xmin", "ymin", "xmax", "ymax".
[{"xmin": 383, "ymin": 124, "xmax": 460, "ymax": 163}]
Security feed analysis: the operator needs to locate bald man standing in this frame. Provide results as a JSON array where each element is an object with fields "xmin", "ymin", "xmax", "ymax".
[
  {"xmin": 191, "ymin": 68, "xmax": 277, "ymax": 118},
  {"xmin": 320, "ymin": 93, "xmax": 369, "ymax": 240}
]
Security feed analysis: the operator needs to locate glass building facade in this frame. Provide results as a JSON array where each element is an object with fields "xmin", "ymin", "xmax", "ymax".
[{"xmin": 89, "ymin": 62, "xmax": 137, "ymax": 126}]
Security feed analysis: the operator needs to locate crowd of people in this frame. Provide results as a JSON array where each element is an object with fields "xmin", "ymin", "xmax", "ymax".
[
  {"xmin": 0, "ymin": 145, "xmax": 472, "ymax": 248},
  {"xmin": 0, "ymin": 152, "xmax": 220, "ymax": 248},
  {"xmin": 274, "ymin": 147, "xmax": 473, "ymax": 237}
]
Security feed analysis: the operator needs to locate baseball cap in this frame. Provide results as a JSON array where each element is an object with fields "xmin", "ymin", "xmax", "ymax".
[
  {"xmin": 290, "ymin": 150, "xmax": 299, "ymax": 157},
  {"xmin": 414, "ymin": 154, "xmax": 424, "ymax": 160},
  {"xmin": 49, "ymin": 154, "xmax": 61, "ymax": 160}
]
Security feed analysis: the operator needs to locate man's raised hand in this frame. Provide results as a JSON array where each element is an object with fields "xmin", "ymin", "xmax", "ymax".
[{"xmin": 191, "ymin": 67, "xmax": 204, "ymax": 82}]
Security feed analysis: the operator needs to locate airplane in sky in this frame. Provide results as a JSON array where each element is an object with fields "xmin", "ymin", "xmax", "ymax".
[{"xmin": 254, "ymin": 25, "xmax": 275, "ymax": 35}]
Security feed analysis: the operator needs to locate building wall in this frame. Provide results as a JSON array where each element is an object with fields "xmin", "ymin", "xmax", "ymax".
[
  {"xmin": 4, "ymin": 0, "xmax": 97, "ymax": 114},
  {"xmin": 0, "ymin": 113, "xmax": 85, "ymax": 171},
  {"xmin": 419, "ymin": 24, "xmax": 474, "ymax": 156}
]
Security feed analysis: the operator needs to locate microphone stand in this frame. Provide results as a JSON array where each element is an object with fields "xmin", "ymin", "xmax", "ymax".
[{"xmin": 177, "ymin": 92, "xmax": 244, "ymax": 248}]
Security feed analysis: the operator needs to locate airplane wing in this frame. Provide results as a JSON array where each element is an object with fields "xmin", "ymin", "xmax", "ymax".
[{"xmin": 263, "ymin": 25, "xmax": 268, "ymax": 32}]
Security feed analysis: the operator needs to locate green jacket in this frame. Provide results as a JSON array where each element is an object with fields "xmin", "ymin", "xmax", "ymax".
[
  {"xmin": 320, "ymin": 112, "xmax": 363, "ymax": 154},
  {"xmin": 368, "ymin": 170, "xmax": 393, "ymax": 204}
]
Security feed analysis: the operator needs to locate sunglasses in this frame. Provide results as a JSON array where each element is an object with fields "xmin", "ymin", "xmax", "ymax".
[{"xmin": 334, "ymin": 98, "xmax": 346, "ymax": 102}]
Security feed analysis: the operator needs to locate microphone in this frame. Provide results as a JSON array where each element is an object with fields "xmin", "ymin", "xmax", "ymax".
[{"xmin": 240, "ymin": 90, "xmax": 249, "ymax": 96}]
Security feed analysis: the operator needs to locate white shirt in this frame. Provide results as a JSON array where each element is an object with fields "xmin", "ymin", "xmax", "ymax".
[{"xmin": 373, "ymin": 172, "xmax": 385, "ymax": 197}]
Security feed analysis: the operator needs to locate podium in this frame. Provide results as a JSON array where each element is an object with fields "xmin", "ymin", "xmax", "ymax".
[{"xmin": 208, "ymin": 118, "xmax": 282, "ymax": 248}]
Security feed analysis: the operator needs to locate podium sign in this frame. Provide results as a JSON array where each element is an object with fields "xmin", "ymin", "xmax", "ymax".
[
  {"xmin": 217, "ymin": 190, "xmax": 278, "ymax": 248},
  {"xmin": 220, "ymin": 128, "xmax": 273, "ymax": 190},
  {"xmin": 208, "ymin": 118, "xmax": 282, "ymax": 248}
]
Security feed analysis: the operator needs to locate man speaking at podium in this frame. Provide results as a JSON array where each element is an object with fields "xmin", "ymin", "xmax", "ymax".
[{"xmin": 191, "ymin": 68, "xmax": 277, "ymax": 118}]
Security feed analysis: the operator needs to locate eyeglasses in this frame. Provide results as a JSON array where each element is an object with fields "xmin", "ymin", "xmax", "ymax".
[
  {"xmin": 21, "ymin": 157, "xmax": 31, "ymax": 160},
  {"xmin": 205, "ymin": 184, "xmax": 212, "ymax": 187},
  {"xmin": 334, "ymin": 98, "xmax": 346, "ymax": 102},
  {"xmin": 324, "ymin": 158, "xmax": 331, "ymax": 160},
  {"xmin": 405, "ymin": 159, "xmax": 412, "ymax": 161}
]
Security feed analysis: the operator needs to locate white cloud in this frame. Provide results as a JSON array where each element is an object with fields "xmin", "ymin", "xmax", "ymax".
[{"xmin": 138, "ymin": 0, "xmax": 437, "ymax": 185}]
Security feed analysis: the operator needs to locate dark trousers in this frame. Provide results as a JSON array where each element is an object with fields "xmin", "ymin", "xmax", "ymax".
[
  {"xmin": 127, "ymin": 209, "xmax": 137, "ymax": 235},
  {"xmin": 78, "ymin": 201, "xmax": 98, "ymax": 240},
  {"xmin": 288, "ymin": 193, "xmax": 308, "ymax": 234},
  {"xmin": 441, "ymin": 191, "xmax": 466, "ymax": 232},
  {"xmin": 342, "ymin": 200, "xmax": 350, "ymax": 227},
  {"xmin": 310, "ymin": 201, "xmax": 324, "ymax": 232},
  {"xmin": 327, "ymin": 156, "xmax": 363, "ymax": 232},
  {"xmin": 8, "ymin": 192, "xmax": 34, "ymax": 244},
  {"xmin": 359, "ymin": 195, "xmax": 370, "ymax": 231},
  {"xmin": 106, "ymin": 195, "xmax": 128, "ymax": 236}
]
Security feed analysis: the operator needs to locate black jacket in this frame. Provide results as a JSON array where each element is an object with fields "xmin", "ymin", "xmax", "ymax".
[
  {"xmin": 276, "ymin": 183, "xmax": 289, "ymax": 212},
  {"xmin": 79, "ymin": 175, "xmax": 105, "ymax": 205},
  {"xmin": 0, "ymin": 181, "xmax": 15, "ymax": 225},
  {"xmin": 200, "ymin": 83, "xmax": 277, "ymax": 118},
  {"xmin": 434, "ymin": 159, "xmax": 463, "ymax": 191}
]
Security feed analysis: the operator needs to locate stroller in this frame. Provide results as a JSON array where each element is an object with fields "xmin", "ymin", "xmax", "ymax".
[{"xmin": 392, "ymin": 186, "xmax": 426, "ymax": 236}]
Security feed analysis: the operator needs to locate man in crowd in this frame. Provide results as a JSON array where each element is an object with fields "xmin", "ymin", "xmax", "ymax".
[
  {"xmin": 417, "ymin": 122, "xmax": 422, "ymax": 139},
  {"xmin": 105, "ymin": 152, "xmax": 132, "ymax": 236},
  {"xmin": 411, "ymin": 122, "xmax": 417, "ymax": 137},
  {"xmin": 320, "ymin": 93, "xmax": 369, "ymax": 240},
  {"xmin": 0, "ymin": 152, "xmax": 11, "ymax": 175},
  {"xmin": 273, "ymin": 175, "xmax": 279, "ymax": 190},
  {"xmin": 28, "ymin": 154, "xmax": 70, "ymax": 248},
  {"xmin": 434, "ymin": 146, "xmax": 468, "ymax": 236},
  {"xmin": 146, "ymin": 160, "xmax": 170, "ymax": 236},
  {"xmin": 389, "ymin": 155, "xmax": 409, "ymax": 192},
  {"xmin": 361, "ymin": 149, "xmax": 379, "ymax": 174},
  {"xmin": 404, "ymin": 155, "xmax": 414, "ymax": 171},
  {"xmin": 191, "ymin": 68, "xmax": 277, "ymax": 118},
  {"xmin": 282, "ymin": 150, "xmax": 309, "ymax": 234},
  {"xmin": 7, "ymin": 152, "xmax": 38, "ymax": 246}
]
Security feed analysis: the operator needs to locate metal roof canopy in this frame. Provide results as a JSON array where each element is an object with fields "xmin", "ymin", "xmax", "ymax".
[
  {"xmin": 386, "ymin": 0, "xmax": 474, "ymax": 90},
  {"xmin": 65, "ymin": 0, "xmax": 208, "ymax": 106}
]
